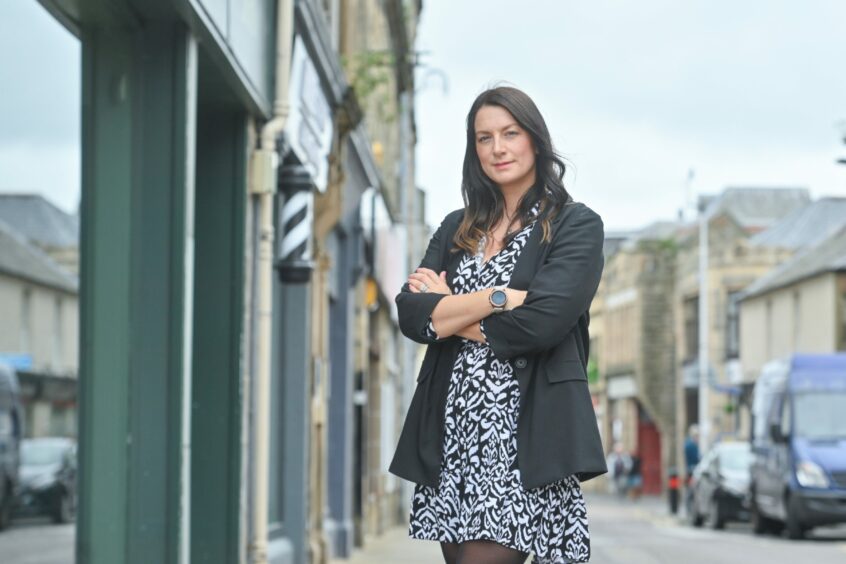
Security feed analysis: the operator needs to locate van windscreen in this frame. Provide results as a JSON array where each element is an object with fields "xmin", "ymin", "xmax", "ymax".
[{"xmin": 794, "ymin": 392, "xmax": 846, "ymax": 440}]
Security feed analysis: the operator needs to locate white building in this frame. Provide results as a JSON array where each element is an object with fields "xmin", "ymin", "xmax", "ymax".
[{"xmin": 0, "ymin": 218, "xmax": 78, "ymax": 437}]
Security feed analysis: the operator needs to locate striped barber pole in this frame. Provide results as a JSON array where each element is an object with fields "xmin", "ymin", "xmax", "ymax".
[
  {"xmin": 276, "ymin": 162, "xmax": 315, "ymax": 283},
  {"xmin": 279, "ymin": 189, "xmax": 311, "ymax": 264}
]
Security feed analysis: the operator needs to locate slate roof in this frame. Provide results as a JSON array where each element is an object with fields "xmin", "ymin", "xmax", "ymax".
[
  {"xmin": 741, "ymin": 224, "xmax": 846, "ymax": 300},
  {"xmin": 604, "ymin": 230, "xmax": 635, "ymax": 258},
  {"xmin": 701, "ymin": 187, "xmax": 810, "ymax": 232},
  {"xmin": 0, "ymin": 194, "xmax": 79, "ymax": 249},
  {"xmin": 749, "ymin": 197, "xmax": 846, "ymax": 251},
  {"xmin": 0, "ymin": 220, "xmax": 78, "ymax": 292}
]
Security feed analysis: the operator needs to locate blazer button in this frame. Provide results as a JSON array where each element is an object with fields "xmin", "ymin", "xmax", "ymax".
[{"xmin": 514, "ymin": 357, "xmax": 527, "ymax": 369}]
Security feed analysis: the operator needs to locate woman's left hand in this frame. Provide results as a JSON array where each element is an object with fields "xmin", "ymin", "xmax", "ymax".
[{"xmin": 408, "ymin": 268, "xmax": 452, "ymax": 295}]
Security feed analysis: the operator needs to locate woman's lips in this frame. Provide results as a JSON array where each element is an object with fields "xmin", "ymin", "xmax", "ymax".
[{"xmin": 493, "ymin": 161, "xmax": 513, "ymax": 170}]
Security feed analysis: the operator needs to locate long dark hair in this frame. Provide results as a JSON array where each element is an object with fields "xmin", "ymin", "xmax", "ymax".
[{"xmin": 453, "ymin": 86, "xmax": 572, "ymax": 255}]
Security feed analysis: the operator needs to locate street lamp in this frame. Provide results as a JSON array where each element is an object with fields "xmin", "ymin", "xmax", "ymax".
[{"xmin": 698, "ymin": 197, "xmax": 717, "ymax": 455}]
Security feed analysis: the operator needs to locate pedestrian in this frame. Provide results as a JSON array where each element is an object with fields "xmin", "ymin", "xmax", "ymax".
[
  {"xmin": 389, "ymin": 86, "xmax": 607, "ymax": 564},
  {"xmin": 684, "ymin": 424, "xmax": 700, "ymax": 478},
  {"xmin": 683, "ymin": 424, "xmax": 701, "ymax": 510},
  {"xmin": 605, "ymin": 442, "xmax": 632, "ymax": 497},
  {"xmin": 626, "ymin": 451, "xmax": 642, "ymax": 501}
]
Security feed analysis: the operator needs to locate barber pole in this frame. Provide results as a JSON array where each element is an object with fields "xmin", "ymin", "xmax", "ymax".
[{"xmin": 276, "ymin": 162, "xmax": 315, "ymax": 283}]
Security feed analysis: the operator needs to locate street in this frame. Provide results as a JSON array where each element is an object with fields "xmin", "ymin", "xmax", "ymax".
[
  {"xmin": 2, "ymin": 494, "xmax": 846, "ymax": 563},
  {"xmin": 331, "ymin": 493, "xmax": 846, "ymax": 564},
  {"xmin": 587, "ymin": 494, "xmax": 846, "ymax": 564},
  {"xmin": 0, "ymin": 517, "xmax": 74, "ymax": 564}
]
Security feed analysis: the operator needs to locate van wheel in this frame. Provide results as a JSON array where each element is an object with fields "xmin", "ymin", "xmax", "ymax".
[
  {"xmin": 686, "ymin": 492, "xmax": 703, "ymax": 527},
  {"xmin": 785, "ymin": 494, "xmax": 805, "ymax": 540}
]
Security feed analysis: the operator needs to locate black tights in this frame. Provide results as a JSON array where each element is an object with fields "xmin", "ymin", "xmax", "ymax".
[{"xmin": 440, "ymin": 540, "xmax": 529, "ymax": 564}]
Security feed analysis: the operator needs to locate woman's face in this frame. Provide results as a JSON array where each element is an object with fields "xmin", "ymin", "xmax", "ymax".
[{"xmin": 474, "ymin": 104, "xmax": 537, "ymax": 192}]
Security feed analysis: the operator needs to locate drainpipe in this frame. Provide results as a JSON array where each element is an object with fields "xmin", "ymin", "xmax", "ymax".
[{"xmin": 249, "ymin": 1, "xmax": 295, "ymax": 562}]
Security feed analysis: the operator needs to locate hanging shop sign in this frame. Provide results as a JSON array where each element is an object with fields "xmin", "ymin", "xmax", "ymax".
[{"xmin": 287, "ymin": 35, "xmax": 333, "ymax": 193}]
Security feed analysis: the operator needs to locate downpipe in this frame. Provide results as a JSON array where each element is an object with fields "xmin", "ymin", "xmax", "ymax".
[{"xmin": 248, "ymin": 1, "xmax": 295, "ymax": 562}]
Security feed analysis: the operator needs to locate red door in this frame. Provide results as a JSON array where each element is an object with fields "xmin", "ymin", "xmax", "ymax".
[{"xmin": 637, "ymin": 411, "xmax": 662, "ymax": 495}]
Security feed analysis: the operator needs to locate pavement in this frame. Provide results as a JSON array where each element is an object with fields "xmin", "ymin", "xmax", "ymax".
[{"xmin": 329, "ymin": 525, "xmax": 442, "ymax": 564}]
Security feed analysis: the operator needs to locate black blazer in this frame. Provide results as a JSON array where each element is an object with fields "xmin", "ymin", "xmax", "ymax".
[{"xmin": 389, "ymin": 202, "xmax": 608, "ymax": 490}]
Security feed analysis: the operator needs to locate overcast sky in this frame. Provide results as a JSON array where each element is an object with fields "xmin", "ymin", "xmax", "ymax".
[
  {"xmin": 414, "ymin": 0, "xmax": 846, "ymax": 230},
  {"xmin": 2, "ymin": 1, "xmax": 846, "ymax": 231},
  {"xmin": 0, "ymin": 2, "xmax": 80, "ymax": 214}
]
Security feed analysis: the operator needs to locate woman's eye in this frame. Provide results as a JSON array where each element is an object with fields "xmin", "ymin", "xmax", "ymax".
[
  {"xmin": 505, "ymin": 130, "xmax": 518, "ymax": 137},
  {"xmin": 477, "ymin": 135, "xmax": 490, "ymax": 143}
]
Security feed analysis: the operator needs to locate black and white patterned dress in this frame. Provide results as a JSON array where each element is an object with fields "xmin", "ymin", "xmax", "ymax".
[{"xmin": 408, "ymin": 206, "xmax": 591, "ymax": 564}]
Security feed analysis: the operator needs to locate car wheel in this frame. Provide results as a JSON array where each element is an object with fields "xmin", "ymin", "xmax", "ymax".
[
  {"xmin": 53, "ymin": 492, "xmax": 74, "ymax": 525},
  {"xmin": 686, "ymin": 492, "xmax": 703, "ymax": 527},
  {"xmin": 785, "ymin": 494, "xmax": 805, "ymax": 540},
  {"xmin": 707, "ymin": 496, "xmax": 725, "ymax": 530}
]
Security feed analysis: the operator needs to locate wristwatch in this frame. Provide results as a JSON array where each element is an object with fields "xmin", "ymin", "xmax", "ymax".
[{"xmin": 489, "ymin": 286, "xmax": 508, "ymax": 313}]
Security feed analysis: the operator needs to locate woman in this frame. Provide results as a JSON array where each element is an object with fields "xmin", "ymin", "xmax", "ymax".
[{"xmin": 389, "ymin": 86, "xmax": 607, "ymax": 564}]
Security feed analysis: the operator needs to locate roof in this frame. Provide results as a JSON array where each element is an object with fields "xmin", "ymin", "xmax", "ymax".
[
  {"xmin": 0, "ymin": 220, "xmax": 78, "ymax": 292},
  {"xmin": 750, "ymin": 197, "xmax": 846, "ymax": 251},
  {"xmin": 604, "ymin": 230, "xmax": 635, "ymax": 258},
  {"xmin": 741, "ymin": 224, "xmax": 846, "ymax": 300},
  {"xmin": 701, "ymin": 187, "xmax": 810, "ymax": 232},
  {"xmin": 621, "ymin": 221, "xmax": 682, "ymax": 249},
  {"xmin": 0, "ymin": 194, "xmax": 79, "ymax": 249}
]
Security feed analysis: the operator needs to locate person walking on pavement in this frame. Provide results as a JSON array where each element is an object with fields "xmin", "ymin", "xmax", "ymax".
[
  {"xmin": 683, "ymin": 424, "xmax": 701, "ymax": 511},
  {"xmin": 684, "ymin": 424, "xmax": 700, "ymax": 477},
  {"xmin": 605, "ymin": 442, "xmax": 632, "ymax": 497},
  {"xmin": 626, "ymin": 451, "xmax": 643, "ymax": 501},
  {"xmin": 389, "ymin": 86, "xmax": 607, "ymax": 564}
]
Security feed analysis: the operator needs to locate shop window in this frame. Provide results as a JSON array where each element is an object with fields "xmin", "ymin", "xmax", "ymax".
[
  {"xmin": 684, "ymin": 296, "xmax": 699, "ymax": 363},
  {"xmin": 725, "ymin": 291, "xmax": 740, "ymax": 359}
]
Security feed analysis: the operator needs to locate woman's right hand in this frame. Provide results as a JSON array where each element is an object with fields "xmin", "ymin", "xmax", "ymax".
[
  {"xmin": 504, "ymin": 288, "xmax": 527, "ymax": 311},
  {"xmin": 408, "ymin": 268, "xmax": 452, "ymax": 295}
]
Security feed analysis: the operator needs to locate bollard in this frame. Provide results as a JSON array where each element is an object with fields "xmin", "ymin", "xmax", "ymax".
[{"xmin": 668, "ymin": 467, "xmax": 680, "ymax": 514}]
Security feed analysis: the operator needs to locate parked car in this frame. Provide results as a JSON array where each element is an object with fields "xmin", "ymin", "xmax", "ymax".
[
  {"xmin": 749, "ymin": 354, "xmax": 846, "ymax": 539},
  {"xmin": 0, "ymin": 364, "xmax": 22, "ymax": 530},
  {"xmin": 687, "ymin": 441, "xmax": 753, "ymax": 529},
  {"xmin": 14, "ymin": 437, "xmax": 77, "ymax": 524}
]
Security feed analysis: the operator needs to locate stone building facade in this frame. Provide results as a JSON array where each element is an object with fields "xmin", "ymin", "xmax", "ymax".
[{"xmin": 598, "ymin": 224, "xmax": 678, "ymax": 494}]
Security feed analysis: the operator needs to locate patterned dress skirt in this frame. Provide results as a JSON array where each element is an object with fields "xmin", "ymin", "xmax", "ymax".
[{"xmin": 408, "ymin": 215, "xmax": 591, "ymax": 563}]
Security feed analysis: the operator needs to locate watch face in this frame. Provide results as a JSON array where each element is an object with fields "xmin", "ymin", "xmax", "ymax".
[{"xmin": 491, "ymin": 289, "xmax": 507, "ymax": 307}]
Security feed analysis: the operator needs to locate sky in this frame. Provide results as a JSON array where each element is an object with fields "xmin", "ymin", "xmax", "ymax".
[
  {"xmin": 0, "ymin": 2, "xmax": 80, "ymax": 214},
  {"xmin": 413, "ymin": 0, "xmax": 846, "ymax": 230},
  {"xmin": 1, "ymin": 1, "xmax": 846, "ymax": 231}
]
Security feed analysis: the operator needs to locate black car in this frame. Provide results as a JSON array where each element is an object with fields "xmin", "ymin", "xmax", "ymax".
[
  {"xmin": 687, "ymin": 441, "xmax": 753, "ymax": 529},
  {"xmin": 14, "ymin": 437, "xmax": 77, "ymax": 523}
]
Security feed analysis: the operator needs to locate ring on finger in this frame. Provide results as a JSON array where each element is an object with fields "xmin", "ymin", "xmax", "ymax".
[{"xmin": 420, "ymin": 283, "xmax": 429, "ymax": 293}]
